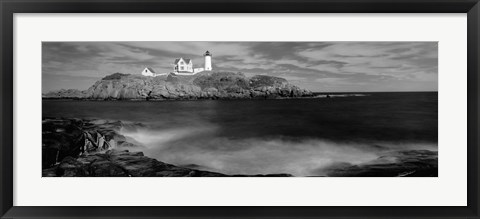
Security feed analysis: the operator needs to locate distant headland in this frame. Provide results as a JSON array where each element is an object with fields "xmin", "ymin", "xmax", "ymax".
[{"xmin": 43, "ymin": 71, "xmax": 314, "ymax": 100}]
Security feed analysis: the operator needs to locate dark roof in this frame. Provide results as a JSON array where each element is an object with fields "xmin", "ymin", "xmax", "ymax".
[
  {"xmin": 145, "ymin": 67, "xmax": 155, "ymax": 73},
  {"xmin": 174, "ymin": 58, "xmax": 191, "ymax": 64},
  {"xmin": 204, "ymin": 51, "xmax": 211, "ymax": 56}
]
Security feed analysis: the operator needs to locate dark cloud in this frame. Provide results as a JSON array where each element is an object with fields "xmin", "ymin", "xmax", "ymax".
[{"xmin": 42, "ymin": 41, "xmax": 438, "ymax": 92}]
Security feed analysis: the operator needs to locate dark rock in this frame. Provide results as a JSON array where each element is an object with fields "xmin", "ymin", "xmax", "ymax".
[
  {"xmin": 46, "ymin": 149, "xmax": 228, "ymax": 177},
  {"xmin": 249, "ymin": 75, "xmax": 288, "ymax": 88},
  {"xmin": 56, "ymin": 156, "xmax": 89, "ymax": 177},
  {"xmin": 43, "ymin": 89, "xmax": 86, "ymax": 99},
  {"xmin": 319, "ymin": 150, "xmax": 438, "ymax": 177},
  {"xmin": 42, "ymin": 118, "xmax": 121, "ymax": 168},
  {"xmin": 44, "ymin": 72, "xmax": 314, "ymax": 100},
  {"xmin": 43, "ymin": 118, "xmax": 293, "ymax": 177},
  {"xmin": 102, "ymin": 73, "xmax": 130, "ymax": 80}
]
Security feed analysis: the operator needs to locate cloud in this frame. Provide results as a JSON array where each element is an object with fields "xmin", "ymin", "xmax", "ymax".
[
  {"xmin": 42, "ymin": 41, "xmax": 438, "ymax": 92},
  {"xmin": 297, "ymin": 42, "xmax": 438, "ymax": 79}
]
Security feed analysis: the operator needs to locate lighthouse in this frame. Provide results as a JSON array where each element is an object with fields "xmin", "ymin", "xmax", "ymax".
[{"xmin": 204, "ymin": 51, "xmax": 212, "ymax": 71}]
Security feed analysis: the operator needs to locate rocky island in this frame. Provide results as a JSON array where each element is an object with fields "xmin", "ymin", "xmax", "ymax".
[{"xmin": 43, "ymin": 72, "xmax": 313, "ymax": 100}]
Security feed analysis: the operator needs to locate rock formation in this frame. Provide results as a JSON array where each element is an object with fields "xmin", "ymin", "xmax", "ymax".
[
  {"xmin": 42, "ymin": 118, "xmax": 293, "ymax": 177},
  {"xmin": 43, "ymin": 72, "xmax": 313, "ymax": 100},
  {"xmin": 318, "ymin": 150, "xmax": 438, "ymax": 177},
  {"xmin": 43, "ymin": 89, "xmax": 87, "ymax": 99},
  {"xmin": 42, "ymin": 118, "xmax": 437, "ymax": 177}
]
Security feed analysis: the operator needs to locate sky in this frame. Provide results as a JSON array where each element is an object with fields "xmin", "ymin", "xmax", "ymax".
[{"xmin": 42, "ymin": 41, "xmax": 438, "ymax": 92}]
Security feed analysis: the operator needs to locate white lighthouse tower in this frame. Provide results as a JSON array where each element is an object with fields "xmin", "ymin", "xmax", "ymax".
[{"xmin": 204, "ymin": 51, "xmax": 212, "ymax": 71}]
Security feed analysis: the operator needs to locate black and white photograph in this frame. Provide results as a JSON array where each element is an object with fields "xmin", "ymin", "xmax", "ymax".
[{"xmin": 42, "ymin": 41, "xmax": 438, "ymax": 177}]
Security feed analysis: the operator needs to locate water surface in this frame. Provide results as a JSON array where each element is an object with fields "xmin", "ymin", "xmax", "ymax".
[{"xmin": 43, "ymin": 92, "xmax": 438, "ymax": 176}]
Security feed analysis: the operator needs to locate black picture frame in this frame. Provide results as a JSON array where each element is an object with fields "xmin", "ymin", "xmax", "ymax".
[{"xmin": 1, "ymin": 0, "xmax": 479, "ymax": 218}]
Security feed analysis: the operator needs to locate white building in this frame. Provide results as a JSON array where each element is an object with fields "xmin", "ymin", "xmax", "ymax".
[
  {"xmin": 141, "ymin": 51, "xmax": 213, "ymax": 77},
  {"xmin": 173, "ymin": 58, "xmax": 193, "ymax": 73},
  {"xmin": 204, "ymin": 51, "xmax": 212, "ymax": 71},
  {"xmin": 141, "ymin": 67, "xmax": 167, "ymax": 77},
  {"xmin": 173, "ymin": 51, "xmax": 213, "ymax": 75},
  {"xmin": 141, "ymin": 67, "xmax": 156, "ymax": 77}
]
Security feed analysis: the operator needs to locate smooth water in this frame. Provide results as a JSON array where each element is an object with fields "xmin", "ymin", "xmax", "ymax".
[{"xmin": 43, "ymin": 92, "xmax": 438, "ymax": 176}]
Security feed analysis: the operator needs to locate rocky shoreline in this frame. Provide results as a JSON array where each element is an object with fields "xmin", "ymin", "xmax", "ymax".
[
  {"xmin": 42, "ymin": 118, "xmax": 292, "ymax": 177},
  {"xmin": 43, "ymin": 118, "xmax": 438, "ymax": 177},
  {"xmin": 319, "ymin": 149, "xmax": 438, "ymax": 177},
  {"xmin": 43, "ymin": 72, "xmax": 313, "ymax": 101}
]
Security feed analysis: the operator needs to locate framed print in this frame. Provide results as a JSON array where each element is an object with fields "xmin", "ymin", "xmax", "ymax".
[{"xmin": 1, "ymin": 0, "xmax": 479, "ymax": 218}]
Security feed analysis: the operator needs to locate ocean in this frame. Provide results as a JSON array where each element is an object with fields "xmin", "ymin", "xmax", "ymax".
[{"xmin": 43, "ymin": 92, "xmax": 438, "ymax": 176}]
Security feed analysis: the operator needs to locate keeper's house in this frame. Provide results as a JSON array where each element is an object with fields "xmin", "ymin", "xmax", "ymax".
[{"xmin": 141, "ymin": 51, "xmax": 213, "ymax": 77}]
